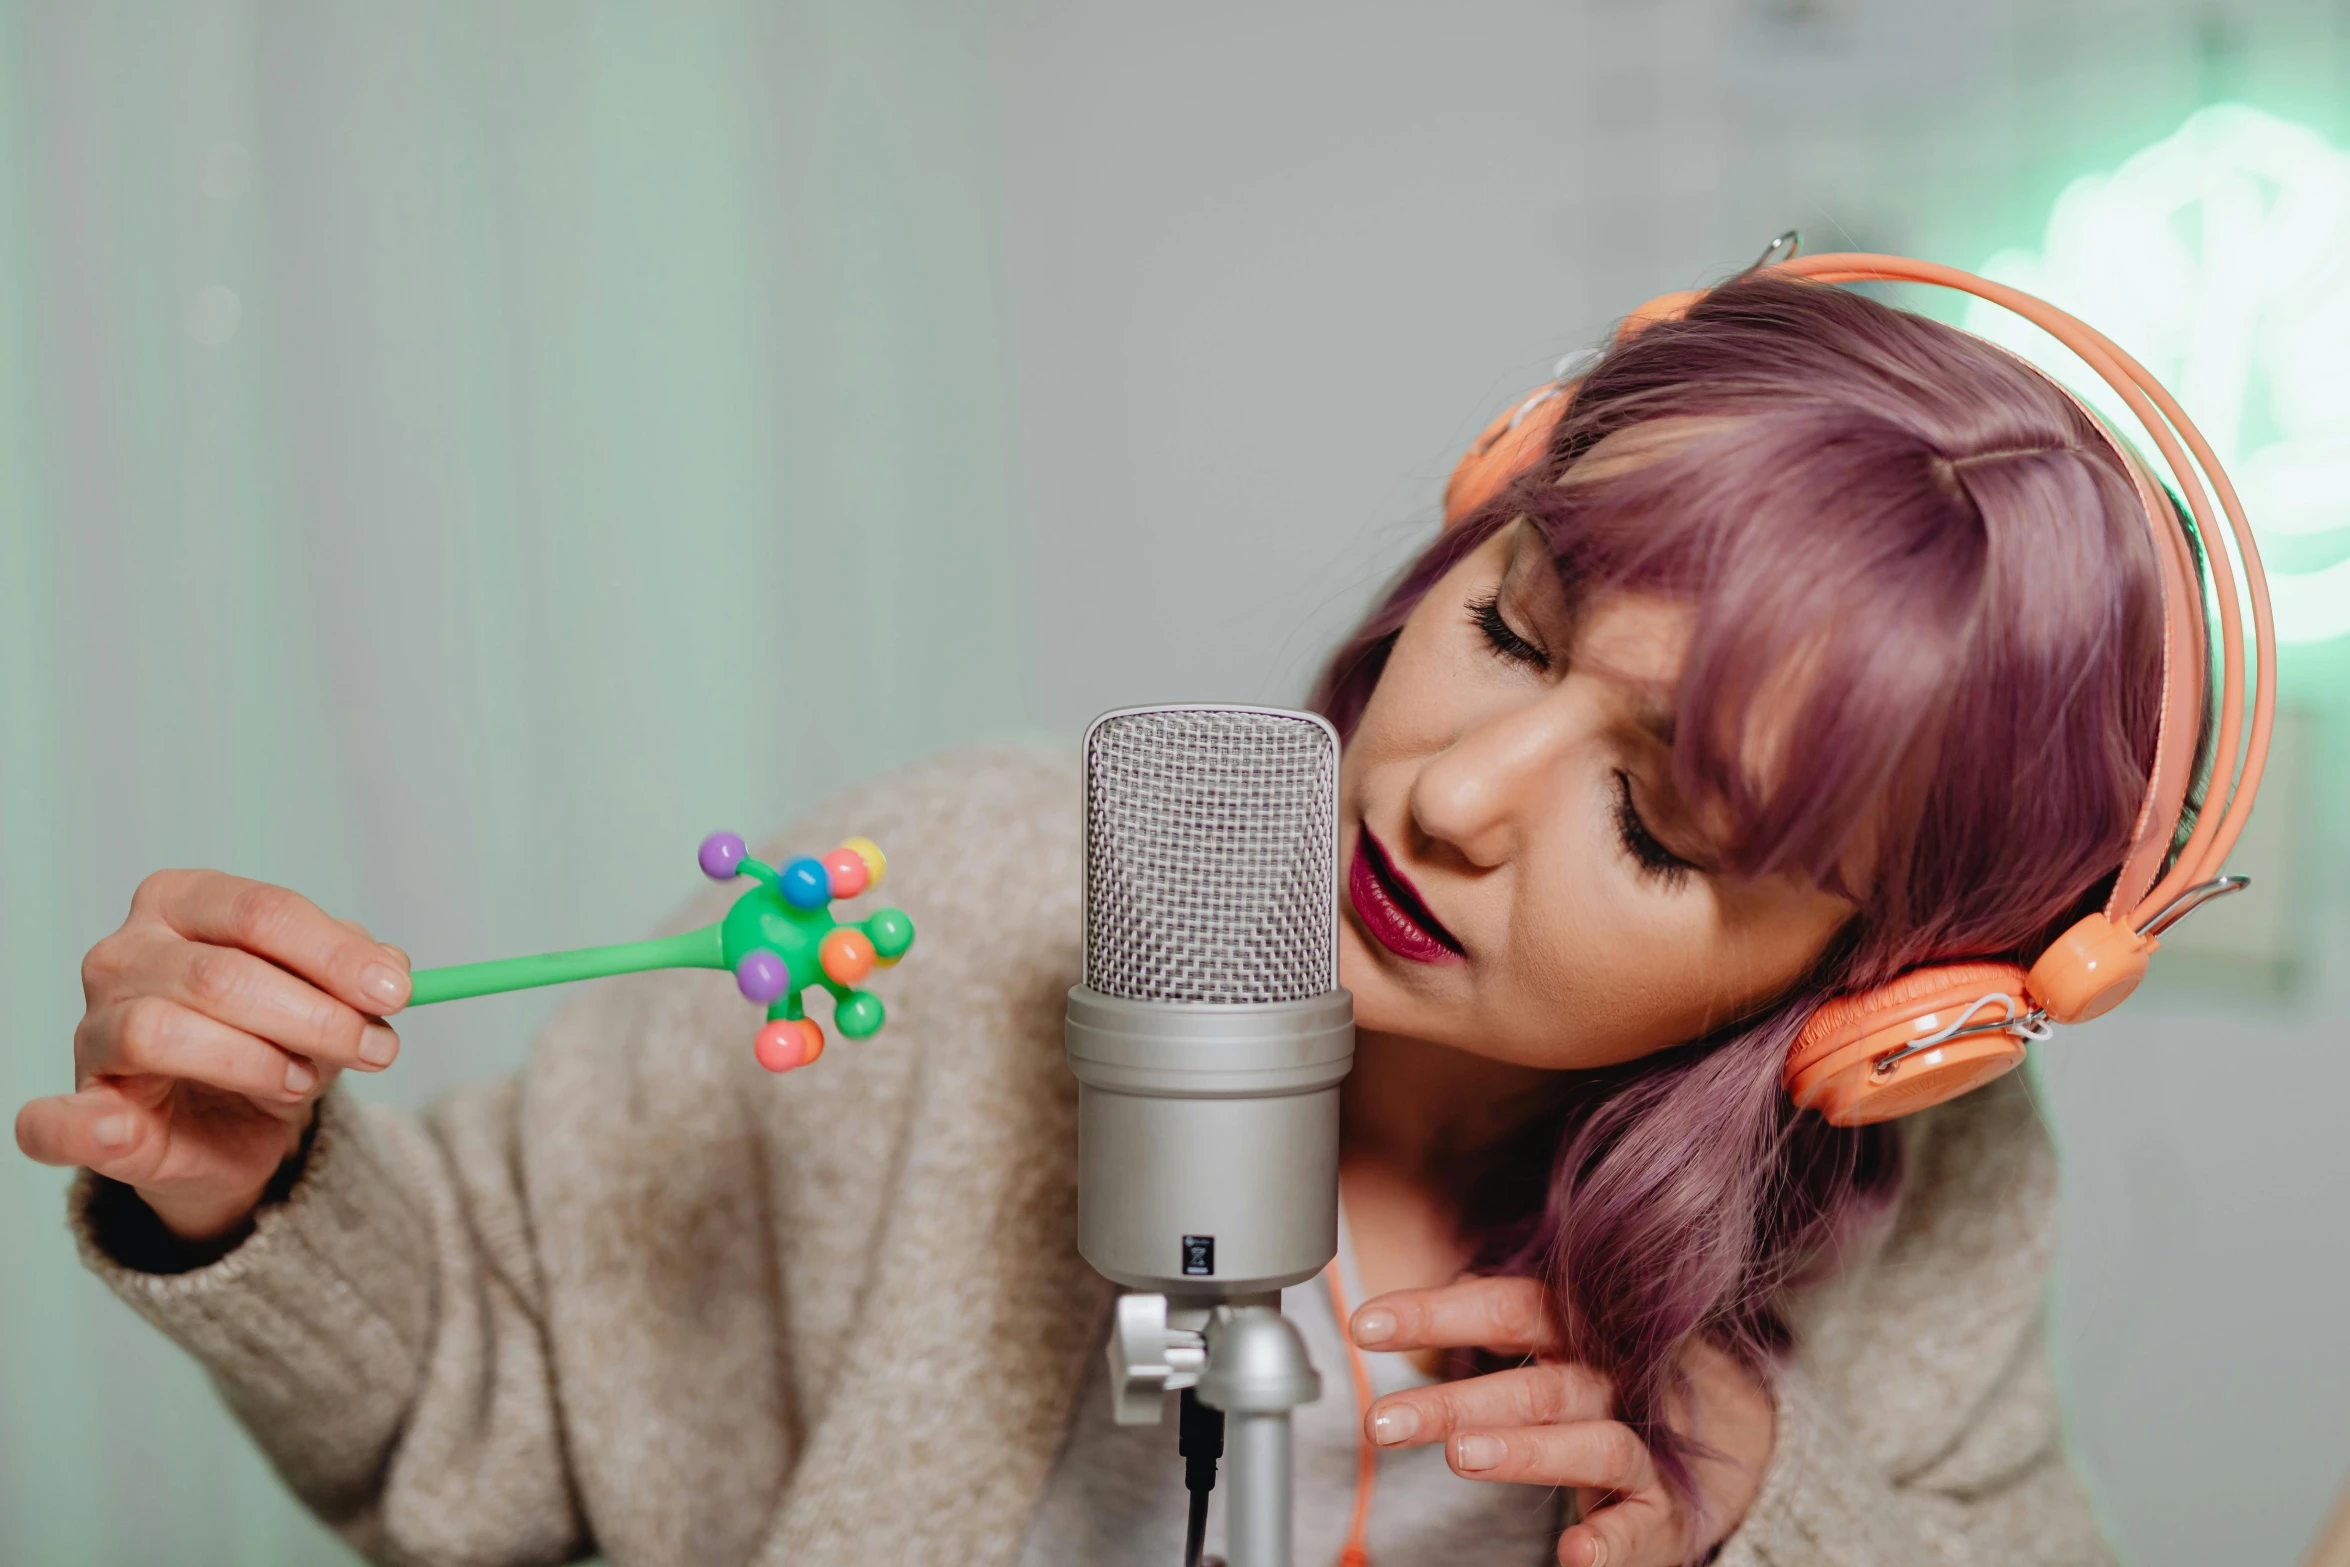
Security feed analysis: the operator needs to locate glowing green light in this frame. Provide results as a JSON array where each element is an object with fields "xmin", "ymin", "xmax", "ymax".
[{"xmin": 1962, "ymin": 104, "xmax": 2350, "ymax": 646}]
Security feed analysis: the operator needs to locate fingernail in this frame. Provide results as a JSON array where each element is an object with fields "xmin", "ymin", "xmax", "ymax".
[
  {"xmin": 361, "ymin": 962, "xmax": 408, "ymax": 1009},
  {"xmin": 358, "ymin": 1025, "xmax": 399, "ymax": 1068},
  {"xmin": 1353, "ymin": 1308, "xmax": 1395, "ymax": 1345},
  {"xmin": 1454, "ymin": 1433, "xmax": 1504, "ymax": 1471},
  {"xmin": 92, "ymin": 1115, "xmax": 133, "ymax": 1149},
  {"xmin": 1588, "ymin": 1539, "xmax": 1610, "ymax": 1567},
  {"xmin": 1371, "ymin": 1405, "xmax": 1419, "ymax": 1446},
  {"xmin": 283, "ymin": 1057, "xmax": 317, "ymax": 1096}
]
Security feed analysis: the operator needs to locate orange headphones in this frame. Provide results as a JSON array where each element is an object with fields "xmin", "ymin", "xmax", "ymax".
[
  {"xmin": 1442, "ymin": 243, "xmax": 2277, "ymax": 1127},
  {"xmin": 1323, "ymin": 245, "xmax": 2272, "ymax": 1567}
]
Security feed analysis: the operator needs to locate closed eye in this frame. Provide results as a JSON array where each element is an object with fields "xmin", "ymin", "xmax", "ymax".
[
  {"xmin": 1612, "ymin": 770, "xmax": 1696, "ymax": 887},
  {"xmin": 1468, "ymin": 591, "xmax": 1550, "ymax": 671}
]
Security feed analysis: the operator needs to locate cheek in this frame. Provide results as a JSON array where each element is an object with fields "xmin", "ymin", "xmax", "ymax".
[
  {"xmin": 1493, "ymin": 811, "xmax": 1759, "ymax": 1061},
  {"xmin": 1348, "ymin": 655, "xmax": 1447, "ymax": 767},
  {"xmin": 1349, "ymin": 589, "xmax": 1509, "ymax": 764},
  {"xmin": 1507, "ymin": 880, "xmax": 1713, "ymax": 1051}
]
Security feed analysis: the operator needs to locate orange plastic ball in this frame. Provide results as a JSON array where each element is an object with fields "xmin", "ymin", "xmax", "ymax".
[
  {"xmin": 822, "ymin": 847, "xmax": 870, "ymax": 899},
  {"xmin": 754, "ymin": 1017, "xmax": 825, "ymax": 1072},
  {"xmin": 820, "ymin": 927, "xmax": 877, "ymax": 985}
]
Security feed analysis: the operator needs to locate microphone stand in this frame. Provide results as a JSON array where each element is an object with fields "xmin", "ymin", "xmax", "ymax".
[
  {"xmin": 1108, "ymin": 1292, "xmax": 1323, "ymax": 1567},
  {"xmin": 1202, "ymin": 1302, "xmax": 1321, "ymax": 1566}
]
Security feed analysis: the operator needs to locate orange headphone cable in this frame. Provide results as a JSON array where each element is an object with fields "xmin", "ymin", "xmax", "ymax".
[{"xmin": 1323, "ymin": 1258, "xmax": 1378, "ymax": 1567}]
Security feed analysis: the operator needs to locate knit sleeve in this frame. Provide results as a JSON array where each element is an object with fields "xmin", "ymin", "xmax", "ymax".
[
  {"xmin": 1717, "ymin": 1329, "xmax": 2111, "ymax": 1566},
  {"xmin": 70, "ymin": 1080, "xmax": 586, "ymax": 1567},
  {"xmin": 1714, "ymin": 1073, "xmax": 2115, "ymax": 1567}
]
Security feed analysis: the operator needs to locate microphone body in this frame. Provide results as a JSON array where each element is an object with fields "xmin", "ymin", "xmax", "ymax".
[
  {"xmin": 1067, "ymin": 703, "xmax": 1355, "ymax": 1303},
  {"xmin": 1066, "ymin": 987, "xmax": 1352, "ymax": 1296}
]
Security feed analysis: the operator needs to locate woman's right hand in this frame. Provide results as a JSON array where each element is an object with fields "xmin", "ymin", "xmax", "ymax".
[{"xmin": 14, "ymin": 871, "xmax": 412, "ymax": 1243}]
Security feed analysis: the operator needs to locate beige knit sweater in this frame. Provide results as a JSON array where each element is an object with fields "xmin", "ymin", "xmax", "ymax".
[{"xmin": 72, "ymin": 748, "xmax": 2115, "ymax": 1567}]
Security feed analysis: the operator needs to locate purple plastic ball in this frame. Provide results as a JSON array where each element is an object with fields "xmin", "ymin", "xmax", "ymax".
[
  {"xmin": 779, "ymin": 855, "xmax": 832, "ymax": 909},
  {"xmin": 699, "ymin": 830, "xmax": 748, "ymax": 881},
  {"xmin": 735, "ymin": 949, "xmax": 789, "ymax": 1004}
]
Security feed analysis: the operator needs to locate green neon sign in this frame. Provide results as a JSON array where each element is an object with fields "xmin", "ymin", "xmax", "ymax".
[{"xmin": 1962, "ymin": 104, "xmax": 2350, "ymax": 647}]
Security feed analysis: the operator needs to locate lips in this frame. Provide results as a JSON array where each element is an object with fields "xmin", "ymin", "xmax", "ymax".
[{"xmin": 1348, "ymin": 828, "xmax": 1466, "ymax": 965}]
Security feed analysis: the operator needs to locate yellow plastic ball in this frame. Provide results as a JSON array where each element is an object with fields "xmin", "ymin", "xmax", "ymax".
[{"xmin": 840, "ymin": 835, "xmax": 887, "ymax": 888}]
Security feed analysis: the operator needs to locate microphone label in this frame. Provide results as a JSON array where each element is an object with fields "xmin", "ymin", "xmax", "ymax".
[{"xmin": 1181, "ymin": 1235, "xmax": 1216, "ymax": 1276}]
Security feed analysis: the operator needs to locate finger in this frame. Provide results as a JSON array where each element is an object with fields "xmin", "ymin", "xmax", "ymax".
[
  {"xmin": 1367, "ymin": 1363, "xmax": 1613, "ymax": 1450},
  {"xmin": 136, "ymin": 871, "xmax": 410, "ymax": 1015},
  {"xmin": 77, "ymin": 996, "xmax": 326, "ymax": 1105},
  {"xmin": 1351, "ymin": 1275, "xmax": 1558, "ymax": 1355},
  {"xmin": 159, "ymin": 939, "xmax": 399, "ymax": 1071},
  {"xmin": 336, "ymin": 920, "xmax": 412, "ymax": 975},
  {"xmin": 15, "ymin": 1087, "xmax": 158, "ymax": 1172},
  {"xmin": 1559, "ymin": 1489, "xmax": 1687, "ymax": 1567},
  {"xmin": 1447, "ymin": 1419, "xmax": 1657, "ymax": 1494}
]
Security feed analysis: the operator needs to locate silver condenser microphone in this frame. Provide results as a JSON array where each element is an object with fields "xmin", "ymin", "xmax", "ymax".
[{"xmin": 1065, "ymin": 704, "xmax": 1355, "ymax": 1567}]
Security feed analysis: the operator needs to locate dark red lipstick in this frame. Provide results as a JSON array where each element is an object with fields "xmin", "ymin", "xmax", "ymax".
[{"xmin": 1348, "ymin": 828, "xmax": 1466, "ymax": 964}]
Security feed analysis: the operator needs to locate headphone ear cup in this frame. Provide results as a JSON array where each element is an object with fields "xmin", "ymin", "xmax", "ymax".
[
  {"xmin": 1786, "ymin": 962, "xmax": 2032, "ymax": 1126},
  {"xmin": 1443, "ymin": 384, "xmax": 1567, "ymax": 528},
  {"xmin": 1443, "ymin": 287, "xmax": 1711, "ymax": 530},
  {"xmin": 1618, "ymin": 288, "xmax": 1706, "ymax": 341}
]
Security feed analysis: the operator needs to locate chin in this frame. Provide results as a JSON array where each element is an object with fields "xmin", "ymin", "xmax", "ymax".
[
  {"xmin": 1339, "ymin": 930, "xmax": 1470, "ymax": 1049},
  {"xmin": 1335, "ymin": 924, "xmax": 1408, "ymax": 1012}
]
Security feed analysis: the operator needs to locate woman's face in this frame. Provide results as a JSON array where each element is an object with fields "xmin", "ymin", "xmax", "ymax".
[{"xmin": 1337, "ymin": 520, "xmax": 1853, "ymax": 1070}]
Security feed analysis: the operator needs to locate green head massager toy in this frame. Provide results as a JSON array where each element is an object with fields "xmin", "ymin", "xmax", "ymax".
[{"xmin": 406, "ymin": 832, "xmax": 913, "ymax": 1072}]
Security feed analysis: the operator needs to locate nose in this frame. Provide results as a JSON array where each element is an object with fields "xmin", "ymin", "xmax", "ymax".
[{"xmin": 1407, "ymin": 693, "xmax": 1579, "ymax": 870}]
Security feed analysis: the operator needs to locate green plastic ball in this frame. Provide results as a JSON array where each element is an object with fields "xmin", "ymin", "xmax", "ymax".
[{"xmin": 835, "ymin": 991, "xmax": 886, "ymax": 1039}]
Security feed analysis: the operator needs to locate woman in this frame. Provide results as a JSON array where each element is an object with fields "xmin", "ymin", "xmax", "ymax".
[{"xmin": 18, "ymin": 270, "xmax": 2191, "ymax": 1566}]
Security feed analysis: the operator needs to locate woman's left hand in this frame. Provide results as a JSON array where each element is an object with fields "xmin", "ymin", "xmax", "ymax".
[{"xmin": 1350, "ymin": 1276, "xmax": 1774, "ymax": 1567}]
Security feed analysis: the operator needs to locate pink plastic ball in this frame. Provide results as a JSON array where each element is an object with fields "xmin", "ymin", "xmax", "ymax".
[
  {"xmin": 841, "ymin": 836, "xmax": 887, "ymax": 888},
  {"xmin": 819, "ymin": 928, "xmax": 877, "ymax": 985},
  {"xmin": 821, "ymin": 847, "xmax": 869, "ymax": 899},
  {"xmin": 754, "ymin": 1017, "xmax": 824, "ymax": 1073}
]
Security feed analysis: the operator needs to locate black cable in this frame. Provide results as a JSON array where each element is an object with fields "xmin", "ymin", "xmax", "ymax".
[{"xmin": 1178, "ymin": 1386, "xmax": 1224, "ymax": 1567}]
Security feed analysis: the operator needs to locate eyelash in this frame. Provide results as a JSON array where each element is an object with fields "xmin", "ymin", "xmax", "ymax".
[
  {"xmin": 1612, "ymin": 770, "xmax": 1695, "ymax": 887},
  {"xmin": 1467, "ymin": 591, "xmax": 1550, "ymax": 670}
]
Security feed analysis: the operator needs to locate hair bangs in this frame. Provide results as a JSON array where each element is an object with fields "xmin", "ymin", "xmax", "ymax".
[{"xmin": 1514, "ymin": 409, "xmax": 1994, "ymax": 914}]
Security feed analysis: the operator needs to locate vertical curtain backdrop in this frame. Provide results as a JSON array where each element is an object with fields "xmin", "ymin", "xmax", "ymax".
[
  {"xmin": 7, "ymin": 3, "xmax": 2350, "ymax": 1565},
  {"xmin": 0, "ymin": 4, "xmax": 1023, "ymax": 1562}
]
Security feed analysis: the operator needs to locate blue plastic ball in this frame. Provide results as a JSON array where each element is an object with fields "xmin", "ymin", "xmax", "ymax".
[
  {"xmin": 779, "ymin": 856, "xmax": 832, "ymax": 909},
  {"xmin": 699, "ymin": 831, "xmax": 748, "ymax": 881}
]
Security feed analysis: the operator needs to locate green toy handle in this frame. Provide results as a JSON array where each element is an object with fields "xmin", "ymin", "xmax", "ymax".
[
  {"xmin": 407, "ymin": 925, "xmax": 724, "ymax": 1006},
  {"xmin": 399, "ymin": 830, "xmax": 913, "ymax": 1076}
]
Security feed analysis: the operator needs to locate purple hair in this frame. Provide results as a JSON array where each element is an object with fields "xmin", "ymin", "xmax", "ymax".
[{"xmin": 1313, "ymin": 274, "xmax": 2168, "ymax": 1517}]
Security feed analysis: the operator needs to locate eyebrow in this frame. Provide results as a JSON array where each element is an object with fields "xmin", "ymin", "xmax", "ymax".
[
  {"xmin": 1504, "ymin": 519, "xmax": 1683, "ymax": 751},
  {"xmin": 1629, "ymin": 691, "xmax": 1677, "ymax": 748}
]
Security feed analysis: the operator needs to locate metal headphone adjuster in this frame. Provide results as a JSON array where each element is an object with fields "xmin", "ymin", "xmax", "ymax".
[
  {"xmin": 2135, "ymin": 874, "xmax": 2251, "ymax": 938},
  {"xmin": 1870, "ymin": 994, "xmax": 2053, "ymax": 1077},
  {"xmin": 1745, "ymin": 230, "xmax": 1802, "ymax": 272},
  {"xmin": 1869, "ymin": 874, "xmax": 2252, "ymax": 1079}
]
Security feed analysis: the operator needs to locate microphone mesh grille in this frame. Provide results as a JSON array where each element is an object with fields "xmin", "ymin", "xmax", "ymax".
[{"xmin": 1083, "ymin": 706, "xmax": 1340, "ymax": 1003}]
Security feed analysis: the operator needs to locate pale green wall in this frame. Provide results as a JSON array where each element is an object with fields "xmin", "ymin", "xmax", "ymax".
[{"xmin": 0, "ymin": 3, "xmax": 1028, "ymax": 1561}]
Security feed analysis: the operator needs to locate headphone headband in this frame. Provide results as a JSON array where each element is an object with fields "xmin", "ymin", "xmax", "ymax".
[{"xmin": 1776, "ymin": 255, "xmax": 2274, "ymax": 928}]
